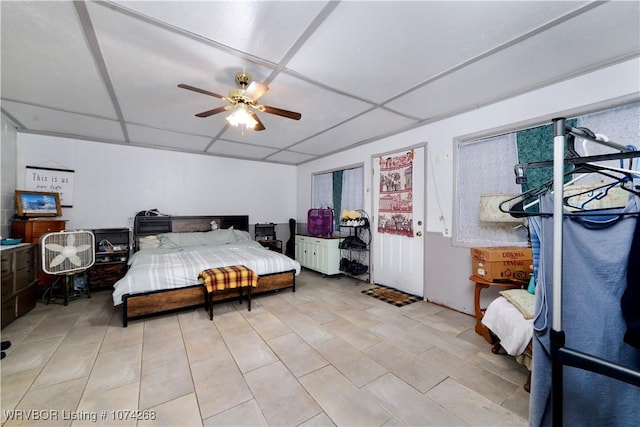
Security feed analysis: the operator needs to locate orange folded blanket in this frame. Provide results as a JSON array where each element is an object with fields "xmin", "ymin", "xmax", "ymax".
[{"xmin": 198, "ymin": 265, "xmax": 258, "ymax": 293}]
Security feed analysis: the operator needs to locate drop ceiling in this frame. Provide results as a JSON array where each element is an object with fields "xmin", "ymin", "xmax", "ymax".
[{"xmin": 2, "ymin": 1, "xmax": 639, "ymax": 165}]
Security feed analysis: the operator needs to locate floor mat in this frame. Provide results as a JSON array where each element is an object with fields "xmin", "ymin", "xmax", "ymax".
[{"xmin": 361, "ymin": 285, "xmax": 421, "ymax": 307}]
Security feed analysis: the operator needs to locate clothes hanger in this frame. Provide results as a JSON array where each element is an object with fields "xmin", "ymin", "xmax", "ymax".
[
  {"xmin": 522, "ymin": 170, "xmax": 594, "ymax": 211},
  {"xmin": 499, "ymin": 185, "xmax": 553, "ymax": 218},
  {"xmin": 502, "ymin": 125, "xmax": 640, "ymax": 217},
  {"xmin": 562, "ymin": 178, "xmax": 638, "ymax": 211},
  {"xmin": 499, "ymin": 164, "xmax": 640, "ymax": 217}
]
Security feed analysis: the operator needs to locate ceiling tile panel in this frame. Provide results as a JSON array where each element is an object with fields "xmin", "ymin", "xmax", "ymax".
[
  {"xmin": 127, "ymin": 124, "xmax": 212, "ymax": 152},
  {"xmin": 286, "ymin": 1, "xmax": 591, "ymax": 103},
  {"xmin": 1, "ymin": 1, "xmax": 116, "ymax": 117},
  {"xmin": 291, "ymin": 109, "xmax": 416, "ymax": 155},
  {"xmin": 3, "ymin": 101, "xmax": 125, "ymax": 142},
  {"xmin": 387, "ymin": 1, "xmax": 640, "ymax": 121},
  {"xmin": 206, "ymin": 140, "xmax": 278, "ymax": 160},
  {"xmin": 111, "ymin": 0, "xmax": 329, "ymax": 63},
  {"xmin": 87, "ymin": 1, "xmax": 273, "ymax": 137},
  {"xmin": 265, "ymin": 150, "xmax": 317, "ymax": 165}
]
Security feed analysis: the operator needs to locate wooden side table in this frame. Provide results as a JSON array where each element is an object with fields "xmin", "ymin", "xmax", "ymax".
[{"xmin": 469, "ymin": 274, "xmax": 523, "ymax": 343}]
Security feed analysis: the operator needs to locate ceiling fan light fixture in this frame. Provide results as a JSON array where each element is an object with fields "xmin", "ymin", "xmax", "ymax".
[
  {"xmin": 179, "ymin": 71, "xmax": 300, "ymax": 132},
  {"xmin": 226, "ymin": 103, "xmax": 257, "ymax": 129}
]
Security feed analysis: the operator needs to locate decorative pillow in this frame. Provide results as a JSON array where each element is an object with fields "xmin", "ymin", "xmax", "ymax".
[{"xmin": 499, "ymin": 289, "xmax": 536, "ymax": 320}]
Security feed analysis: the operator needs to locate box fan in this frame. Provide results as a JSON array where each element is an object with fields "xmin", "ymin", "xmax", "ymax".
[
  {"xmin": 41, "ymin": 230, "xmax": 95, "ymax": 305},
  {"xmin": 307, "ymin": 208, "xmax": 333, "ymax": 237}
]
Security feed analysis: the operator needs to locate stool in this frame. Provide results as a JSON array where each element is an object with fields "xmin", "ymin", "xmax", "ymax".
[{"xmin": 198, "ymin": 265, "xmax": 258, "ymax": 320}]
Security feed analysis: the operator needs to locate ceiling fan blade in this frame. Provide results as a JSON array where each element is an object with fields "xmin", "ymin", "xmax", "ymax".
[
  {"xmin": 258, "ymin": 105, "xmax": 301, "ymax": 120},
  {"xmin": 195, "ymin": 105, "xmax": 231, "ymax": 118},
  {"xmin": 249, "ymin": 111, "xmax": 266, "ymax": 131},
  {"xmin": 178, "ymin": 83, "xmax": 228, "ymax": 101},
  {"xmin": 244, "ymin": 81, "xmax": 269, "ymax": 101}
]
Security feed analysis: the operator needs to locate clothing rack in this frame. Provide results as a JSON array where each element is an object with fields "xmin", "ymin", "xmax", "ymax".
[
  {"xmin": 515, "ymin": 150, "xmax": 640, "ymax": 172},
  {"xmin": 550, "ymin": 118, "xmax": 640, "ymax": 426}
]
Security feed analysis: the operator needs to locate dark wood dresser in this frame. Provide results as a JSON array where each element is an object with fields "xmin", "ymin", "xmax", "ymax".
[
  {"xmin": 12, "ymin": 219, "xmax": 67, "ymax": 243},
  {"xmin": 1, "ymin": 244, "xmax": 38, "ymax": 328},
  {"xmin": 12, "ymin": 219, "xmax": 67, "ymax": 289}
]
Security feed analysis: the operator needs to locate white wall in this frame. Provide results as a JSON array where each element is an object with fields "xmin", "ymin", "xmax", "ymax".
[
  {"xmin": 296, "ymin": 58, "xmax": 640, "ymax": 314},
  {"xmin": 17, "ymin": 135, "xmax": 297, "ymax": 230},
  {"xmin": 1, "ymin": 114, "xmax": 19, "ymax": 238}
]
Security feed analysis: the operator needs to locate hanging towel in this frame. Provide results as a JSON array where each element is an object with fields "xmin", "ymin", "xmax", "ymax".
[
  {"xmin": 529, "ymin": 193, "xmax": 640, "ymax": 426},
  {"xmin": 621, "ymin": 213, "xmax": 640, "ymax": 349}
]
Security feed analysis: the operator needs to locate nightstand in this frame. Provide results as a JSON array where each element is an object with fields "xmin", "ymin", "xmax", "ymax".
[
  {"xmin": 255, "ymin": 223, "xmax": 280, "ymax": 253},
  {"xmin": 89, "ymin": 228, "xmax": 130, "ymax": 290},
  {"xmin": 258, "ymin": 239, "xmax": 282, "ymax": 253},
  {"xmin": 469, "ymin": 274, "xmax": 524, "ymax": 343}
]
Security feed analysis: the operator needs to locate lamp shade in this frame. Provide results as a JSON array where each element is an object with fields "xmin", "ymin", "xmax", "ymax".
[{"xmin": 479, "ymin": 194, "xmax": 524, "ymax": 223}]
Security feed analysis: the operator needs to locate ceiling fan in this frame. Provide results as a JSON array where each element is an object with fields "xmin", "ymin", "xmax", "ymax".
[{"xmin": 178, "ymin": 72, "xmax": 301, "ymax": 131}]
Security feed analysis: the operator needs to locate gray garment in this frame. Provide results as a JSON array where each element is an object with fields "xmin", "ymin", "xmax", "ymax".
[{"xmin": 529, "ymin": 193, "xmax": 640, "ymax": 427}]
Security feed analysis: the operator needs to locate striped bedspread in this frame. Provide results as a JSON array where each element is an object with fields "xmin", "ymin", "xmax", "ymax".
[{"xmin": 112, "ymin": 241, "xmax": 300, "ymax": 305}]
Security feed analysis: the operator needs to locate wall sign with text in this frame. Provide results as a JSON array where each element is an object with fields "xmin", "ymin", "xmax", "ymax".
[{"xmin": 25, "ymin": 166, "xmax": 74, "ymax": 207}]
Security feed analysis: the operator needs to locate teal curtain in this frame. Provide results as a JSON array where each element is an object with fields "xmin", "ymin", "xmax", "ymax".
[
  {"xmin": 332, "ymin": 170, "xmax": 343, "ymax": 230},
  {"xmin": 516, "ymin": 119, "xmax": 576, "ymax": 211}
]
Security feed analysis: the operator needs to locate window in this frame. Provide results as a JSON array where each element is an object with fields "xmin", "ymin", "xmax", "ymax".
[
  {"xmin": 454, "ymin": 101, "xmax": 640, "ymax": 247},
  {"xmin": 312, "ymin": 166, "xmax": 364, "ymax": 228}
]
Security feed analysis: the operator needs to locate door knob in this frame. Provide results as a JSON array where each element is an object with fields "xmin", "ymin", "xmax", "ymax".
[{"xmin": 416, "ymin": 231, "xmax": 423, "ymax": 237}]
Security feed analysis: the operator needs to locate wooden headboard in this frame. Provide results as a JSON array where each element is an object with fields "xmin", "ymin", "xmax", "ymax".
[{"xmin": 134, "ymin": 215, "xmax": 249, "ymax": 236}]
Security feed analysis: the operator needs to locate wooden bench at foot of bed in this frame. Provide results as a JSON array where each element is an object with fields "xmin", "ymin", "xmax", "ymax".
[
  {"xmin": 200, "ymin": 265, "xmax": 258, "ymax": 320},
  {"xmin": 120, "ymin": 270, "xmax": 296, "ymax": 327}
]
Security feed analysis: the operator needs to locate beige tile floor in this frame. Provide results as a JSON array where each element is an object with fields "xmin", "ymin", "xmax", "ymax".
[{"xmin": 1, "ymin": 270, "xmax": 530, "ymax": 426}]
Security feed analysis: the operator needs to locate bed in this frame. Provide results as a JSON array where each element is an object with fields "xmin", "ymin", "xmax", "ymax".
[
  {"xmin": 481, "ymin": 289, "xmax": 534, "ymax": 392},
  {"xmin": 113, "ymin": 215, "xmax": 301, "ymax": 326}
]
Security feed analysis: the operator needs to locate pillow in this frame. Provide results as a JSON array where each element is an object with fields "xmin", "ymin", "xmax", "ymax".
[
  {"xmin": 158, "ymin": 232, "xmax": 210, "ymax": 248},
  {"xmin": 499, "ymin": 289, "xmax": 535, "ymax": 320},
  {"xmin": 138, "ymin": 235, "xmax": 160, "ymax": 249},
  {"xmin": 233, "ymin": 229, "xmax": 252, "ymax": 242},
  {"xmin": 204, "ymin": 228, "xmax": 237, "ymax": 245},
  {"xmin": 157, "ymin": 229, "xmax": 238, "ymax": 248}
]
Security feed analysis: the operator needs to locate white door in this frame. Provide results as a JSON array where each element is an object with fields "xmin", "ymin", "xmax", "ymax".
[{"xmin": 371, "ymin": 146, "xmax": 425, "ymax": 297}]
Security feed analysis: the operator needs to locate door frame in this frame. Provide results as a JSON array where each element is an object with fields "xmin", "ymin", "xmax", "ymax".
[{"xmin": 369, "ymin": 142, "xmax": 428, "ymax": 298}]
